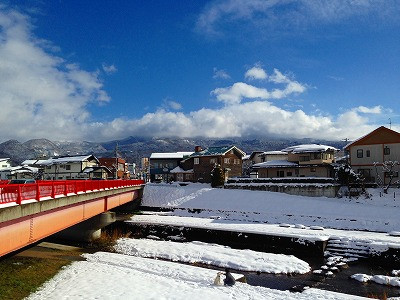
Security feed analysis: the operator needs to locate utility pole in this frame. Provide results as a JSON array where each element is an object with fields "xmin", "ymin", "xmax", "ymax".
[
  {"xmin": 115, "ymin": 143, "xmax": 118, "ymax": 180},
  {"xmin": 389, "ymin": 118, "xmax": 392, "ymax": 129}
]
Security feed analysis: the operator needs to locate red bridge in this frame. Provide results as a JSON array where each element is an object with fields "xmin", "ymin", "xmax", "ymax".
[{"xmin": 0, "ymin": 179, "xmax": 145, "ymax": 257}]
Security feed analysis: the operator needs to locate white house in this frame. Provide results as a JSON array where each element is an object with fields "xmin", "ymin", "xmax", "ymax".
[{"xmin": 41, "ymin": 155, "xmax": 102, "ymax": 180}]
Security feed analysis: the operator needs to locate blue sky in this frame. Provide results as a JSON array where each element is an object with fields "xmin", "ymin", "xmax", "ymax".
[{"xmin": 0, "ymin": 0, "xmax": 399, "ymax": 142}]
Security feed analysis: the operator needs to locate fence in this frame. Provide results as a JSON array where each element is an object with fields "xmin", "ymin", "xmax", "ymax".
[{"xmin": 0, "ymin": 179, "xmax": 144, "ymax": 205}]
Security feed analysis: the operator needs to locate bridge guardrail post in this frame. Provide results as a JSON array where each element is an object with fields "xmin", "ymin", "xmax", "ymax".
[
  {"xmin": 64, "ymin": 181, "xmax": 68, "ymax": 196},
  {"xmin": 36, "ymin": 183, "xmax": 40, "ymax": 201},
  {"xmin": 74, "ymin": 180, "xmax": 78, "ymax": 194},
  {"xmin": 16, "ymin": 185, "xmax": 22, "ymax": 205},
  {"xmin": 51, "ymin": 181, "xmax": 55, "ymax": 198}
]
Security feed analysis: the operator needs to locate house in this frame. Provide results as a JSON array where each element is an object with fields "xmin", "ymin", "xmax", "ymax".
[
  {"xmin": 242, "ymin": 151, "xmax": 263, "ymax": 177},
  {"xmin": 149, "ymin": 152, "xmax": 193, "ymax": 182},
  {"xmin": 41, "ymin": 155, "xmax": 103, "ymax": 180},
  {"xmin": 0, "ymin": 158, "xmax": 12, "ymax": 170},
  {"xmin": 0, "ymin": 166, "xmax": 39, "ymax": 180},
  {"xmin": 188, "ymin": 145, "xmax": 245, "ymax": 183},
  {"xmin": 253, "ymin": 144, "xmax": 338, "ymax": 178},
  {"xmin": 98, "ymin": 157, "xmax": 129, "ymax": 179},
  {"xmin": 345, "ymin": 126, "xmax": 400, "ymax": 184},
  {"xmin": 0, "ymin": 158, "xmax": 12, "ymax": 179},
  {"xmin": 169, "ymin": 165, "xmax": 194, "ymax": 182}
]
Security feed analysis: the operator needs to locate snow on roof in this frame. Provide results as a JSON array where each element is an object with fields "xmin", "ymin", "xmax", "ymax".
[
  {"xmin": 170, "ymin": 166, "xmax": 193, "ymax": 174},
  {"xmin": 281, "ymin": 144, "xmax": 338, "ymax": 154},
  {"xmin": 21, "ymin": 160, "xmax": 37, "ymax": 165},
  {"xmin": 41, "ymin": 155, "xmax": 98, "ymax": 165},
  {"xmin": 191, "ymin": 146, "xmax": 245, "ymax": 157},
  {"xmin": 150, "ymin": 152, "xmax": 193, "ymax": 159},
  {"xmin": 0, "ymin": 158, "xmax": 10, "ymax": 162},
  {"xmin": 252, "ymin": 160, "xmax": 298, "ymax": 168},
  {"xmin": 8, "ymin": 166, "xmax": 38, "ymax": 173},
  {"xmin": 260, "ymin": 151, "xmax": 287, "ymax": 156}
]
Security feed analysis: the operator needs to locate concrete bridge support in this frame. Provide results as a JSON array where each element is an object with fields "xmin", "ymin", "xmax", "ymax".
[{"xmin": 52, "ymin": 211, "xmax": 116, "ymax": 242}]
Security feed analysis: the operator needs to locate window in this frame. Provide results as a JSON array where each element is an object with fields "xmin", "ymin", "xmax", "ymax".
[
  {"xmin": 384, "ymin": 147, "xmax": 390, "ymax": 155},
  {"xmin": 277, "ymin": 170, "xmax": 284, "ymax": 177},
  {"xmin": 224, "ymin": 158, "xmax": 230, "ymax": 164},
  {"xmin": 46, "ymin": 166, "xmax": 51, "ymax": 169},
  {"xmin": 194, "ymin": 158, "xmax": 199, "ymax": 165},
  {"xmin": 312, "ymin": 153, "xmax": 321, "ymax": 159},
  {"xmin": 310, "ymin": 167, "xmax": 316, "ymax": 172},
  {"xmin": 66, "ymin": 165, "xmax": 71, "ymax": 170},
  {"xmin": 233, "ymin": 159, "xmax": 240, "ymax": 165},
  {"xmin": 300, "ymin": 156, "xmax": 310, "ymax": 161},
  {"xmin": 357, "ymin": 149, "xmax": 363, "ymax": 158},
  {"xmin": 210, "ymin": 158, "xmax": 216, "ymax": 164},
  {"xmin": 287, "ymin": 172, "xmax": 292, "ymax": 176},
  {"xmin": 366, "ymin": 150, "xmax": 370, "ymax": 157}
]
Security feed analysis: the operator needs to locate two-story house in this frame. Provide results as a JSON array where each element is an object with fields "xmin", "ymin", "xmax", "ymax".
[
  {"xmin": 253, "ymin": 144, "xmax": 338, "ymax": 178},
  {"xmin": 98, "ymin": 157, "xmax": 129, "ymax": 179},
  {"xmin": 41, "ymin": 155, "xmax": 108, "ymax": 180},
  {"xmin": 187, "ymin": 145, "xmax": 245, "ymax": 183},
  {"xmin": 345, "ymin": 126, "xmax": 400, "ymax": 184},
  {"xmin": 149, "ymin": 152, "xmax": 193, "ymax": 182}
]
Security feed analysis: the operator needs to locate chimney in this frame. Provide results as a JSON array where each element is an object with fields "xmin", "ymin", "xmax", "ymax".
[{"xmin": 194, "ymin": 146, "xmax": 202, "ymax": 152}]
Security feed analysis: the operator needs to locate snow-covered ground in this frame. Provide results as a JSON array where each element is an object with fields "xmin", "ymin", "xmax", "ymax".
[
  {"xmin": 142, "ymin": 183, "xmax": 400, "ymax": 233},
  {"xmin": 27, "ymin": 251, "xmax": 367, "ymax": 300},
  {"xmin": 25, "ymin": 183, "xmax": 400, "ymax": 299},
  {"xmin": 114, "ymin": 238, "xmax": 311, "ymax": 274},
  {"xmin": 128, "ymin": 213, "xmax": 400, "ymax": 249}
]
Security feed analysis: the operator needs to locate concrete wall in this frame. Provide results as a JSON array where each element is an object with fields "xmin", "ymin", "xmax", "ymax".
[{"xmin": 225, "ymin": 183, "xmax": 339, "ymax": 198}]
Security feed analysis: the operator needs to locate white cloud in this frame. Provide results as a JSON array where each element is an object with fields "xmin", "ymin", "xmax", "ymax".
[
  {"xmin": 196, "ymin": 0, "xmax": 400, "ymax": 35},
  {"xmin": 0, "ymin": 7, "xmax": 109, "ymax": 142},
  {"xmin": 245, "ymin": 66, "xmax": 267, "ymax": 80},
  {"xmin": 102, "ymin": 63, "xmax": 117, "ymax": 74},
  {"xmin": 163, "ymin": 99, "xmax": 183, "ymax": 110},
  {"xmin": 356, "ymin": 105, "xmax": 382, "ymax": 114},
  {"xmin": 269, "ymin": 69, "xmax": 289, "ymax": 84},
  {"xmin": 213, "ymin": 67, "xmax": 230, "ymax": 79},
  {"xmin": 212, "ymin": 67, "xmax": 306, "ymax": 105},
  {"xmin": 212, "ymin": 82, "xmax": 270, "ymax": 104},
  {"xmin": 88, "ymin": 100, "xmax": 383, "ymax": 141}
]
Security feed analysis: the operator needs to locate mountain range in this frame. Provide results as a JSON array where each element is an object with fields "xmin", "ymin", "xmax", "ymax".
[{"xmin": 0, "ymin": 137, "xmax": 348, "ymax": 166}]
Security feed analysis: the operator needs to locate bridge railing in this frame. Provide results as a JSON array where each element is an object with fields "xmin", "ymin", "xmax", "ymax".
[{"xmin": 0, "ymin": 179, "xmax": 145, "ymax": 205}]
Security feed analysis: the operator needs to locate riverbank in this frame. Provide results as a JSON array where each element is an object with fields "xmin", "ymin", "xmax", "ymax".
[
  {"xmin": 0, "ymin": 243, "xmax": 83, "ymax": 300},
  {"xmin": 0, "ymin": 223, "xmax": 131, "ymax": 300}
]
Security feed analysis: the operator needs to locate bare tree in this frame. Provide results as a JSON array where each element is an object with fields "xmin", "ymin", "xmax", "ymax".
[{"xmin": 374, "ymin": 161, "xmax": 400, "ymax": 194}]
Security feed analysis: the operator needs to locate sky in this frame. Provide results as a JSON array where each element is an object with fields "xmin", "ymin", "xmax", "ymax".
[{"xmin": 0, "ymin": 0, "xmax": 399, "ymax": 143}]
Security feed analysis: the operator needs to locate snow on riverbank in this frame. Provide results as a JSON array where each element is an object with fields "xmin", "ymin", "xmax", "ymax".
[
  {"xmin": 128, "ymin": 214, "xmax": 400, "ymax": 249},
  {"xmin": 142, "ymin": 183, "xmax": 400, "ymax": 232},
  {"xmin": 351, "ymin": 273, "xmax": 400, "ymax": 287},
  {"xmin": 114, "ymin": 238, "xmax": 311, "ymax": 274},
  {"xmin": 27, "ymin": 251, "xmax": 366, "ymax": 300}
]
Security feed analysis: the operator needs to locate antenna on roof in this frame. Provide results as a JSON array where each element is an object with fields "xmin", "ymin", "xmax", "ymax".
[{"xmin": 389, "ymin": 118, "xmax": 392, "ymax": 129}]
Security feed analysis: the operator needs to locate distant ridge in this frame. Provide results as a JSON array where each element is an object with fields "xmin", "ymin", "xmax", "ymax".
[{"xmin": 0, "ymin": 136, "xmax": 347, "ymax": 165}]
